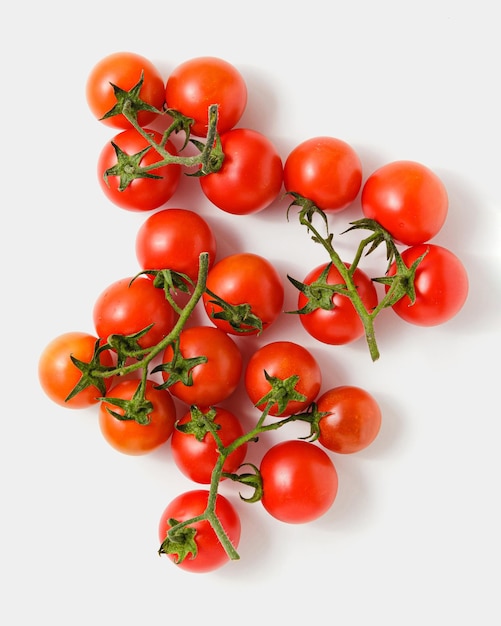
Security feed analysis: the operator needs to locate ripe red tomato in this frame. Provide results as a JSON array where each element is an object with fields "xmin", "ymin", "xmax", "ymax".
[
  {"xmin": 297, "ymin": 262, "xmax": 379, "ymax": 345},
  {"xmin": 135, "ymin": 208, "xmax": 217, "ymax": 282},
  {"xmin": 97, "ymin": 128, "xmax": 181, "ymax": 212},
  {"xmin": 244, "ymin": 341, "xmax": 322, "ymax": 416},
  {"xmin": 386, "ymin": 243, "xmax": 469, "ymax": 326},
  {"xmin": 165, "ymin": 56, "xmax": 247, "ymax": 137},
  {"xmin": 171, "ymin": 406, "xmax": 247, "ymax": 484},
  {"xmin": 160, "ymin": 326, "xmax": 243, "ymax": 406},
  {"xmin": 98, "ymin": 379, "xmax": 176, "ymax": 455},
  {"xmin": 361, "ymin": 160, "xmax": 449, "ymax": 245},
  {"xmin": 260, "ymin": 440, "xmax": 338, "ymax": 524},
  {"xmin": 38, "ymin": 332, "xmax": 114, "ymax": 409},
  {"xmin": 202, "ymin": 252, "xmax": 284, "ymax": 335},
  {"xmin": 158, "ymin": 489, "xmax": 241, "ymax": 573},
  {"xmin": 283, "ymin": 136, "xmax": 362, "ymax": 212},
  {"xmin": 86, "ymin": 51, "xmax": 165, "ymax": 129},
  {"xmin": 317, "ymin": 386, "xmax": 382, "ymax": 454},
  {"xmin": 93, "ymin": 275, "xmax": 176, "ymax": 349},
  {"xmin": 199, "ymin": 128, "xmax": 283, "ymax": 215}
]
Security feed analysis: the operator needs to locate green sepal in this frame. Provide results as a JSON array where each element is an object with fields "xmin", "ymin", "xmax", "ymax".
[
  {"xmin": 222, "ymin": 463, "xmax": 263, "ymax": 503},
  {"xmin": 100, "ymin": 72, "xmax": 163, "ymax": 123},
  {"xmin": 176, "ymin": 406, "xmax": 221, "ymax": 441},
  {"xmin": 107, "ymin": 325, "xmax": 153, "ymax": 367},
  {"xmin": 373, "ymin": 247, "xmax": 429, "ymax": 308},
  {"xmin": 99, "ymin": 381, "xmax": 153, "ymax": 425},
  {"xmin": 103, "ymin": 142, "xmax": 162, "ymax": 191},
  {"xmin": 286, "ymin": 263, "xmax": 350, "ymax": 315},
  {"xmin": 158, "ymin": 519, "xmax": 198, "ymax": 563},
  {"xmin": 65, "ymin": 339, "xmax": 113, "ymax": 402},
  {"xmin": 204, "ymin": 288, "xmax": 263, "ymax": 334},
  {"xmin": 152, "ymin": 338, "xmax": 208, "ymax": 390},
  {"xmin": 254, "ymin": 370, "xmax": 306, "ymax": 415}
]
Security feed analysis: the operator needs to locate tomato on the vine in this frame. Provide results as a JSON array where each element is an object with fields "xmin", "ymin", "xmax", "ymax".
[
  {"xmin": 158, "ymin": 489, "xmax": 241, "ymax": 573},
  {"xmin": 159, "ymin": 326, "xmax": 243, "ymax": 406},
  {"xmin": 199, "ymin": 128, "xmax": 283, "ymax": 215},
  {"xmin": 259, "ymin": 440, "xmax": 338, "ymax": 524},
  {"xmin": 38, "ymin": 331, "xmax": 114, "ymax": 409},
  {"xmin": 165, "ymin": 56, "xmax": 247, "ymax": 137},
  {"xmin": 98, "ymin": 379, "xmax": 176, "ymax": 456},
  {"xmin": 202, "ymin": 252, "xmax": 284, "ymax": 335},
  {"xmin": 244, "ymin": 341, "xmax": 322, "ymax": 416},
  {"xmin": 135, "ymin": 208, "xmax": 217, "ymax": 282},
  {"xmin": 86, "ymin": 51, "xmax": 165, "ymax": 129},
  {"xmin": 386, "ymin": 243, "xmax": 469, "ymax": 326},
  {"xmin": 283, "ymin": 136, "xmax": 362, "ymax": 212},
  {"xmin": 361, "ymin": 160, "xmax": 448, "ymax": 245},
  {"xmin": 97, "ymin": 128, "xmax": 181, "ymax": 212},
  {"xmin": 317, "ymin": 386, "xmax": 382, "ymax": 454},
  {"xmin": 296, "ymin": 262, "xmax": 378, "ymax": 345},
  {"xmin": 171, "ymin": 406, "xmax": 247, "ymax": 484},
  {"xmin": 93, "ymin": 275, "xmax": 176, "ymax": 349}
]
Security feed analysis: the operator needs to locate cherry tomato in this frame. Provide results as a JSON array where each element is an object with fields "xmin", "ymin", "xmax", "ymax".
[
  {"xmin": 260, "ymin": 440, "xmax": 338, "ymax": 524},
  {"xmin": 317, "ymin": 386, "xmax": 382, "ymax": 454},
  {"xmin": 244, "ymin": 341, "xmax": 322, "ymax": 416},
  {"xmin": 97, "ymin": 128, "xmax": 181, "ymax": 212},
  {"xmin": 171, "ymin": 406, "xmax": 247, "ymax": 484},
  {"xmin": 86, "ymin": 51, "xmax": 165, "ymax": 129},
  {"xmin": 93, "ymin": 275, "xmax": 176, "ymax": 349},
  {"xmin": 386, "ymin": 243, "xmax": 469, "ymax": 325},
  {"xmin": 165, "ymin": 56, "xmax": 247, "ymax": 137},
  {"xmin": 98, "ymin": 379, "xmax": 176, "ymax": 455},
  {"xmin": 160, "ymin": 326, "xmax": 243, "ymax": 406},
  {"xmin": 361, "ymin": 160, "xmax": 448, "ymax": 245},
  {"xmin": 38, "ymin": 332, "xmax": 114, "ymax": 409},
  {"xmin": 202, "ymin": 252, "xmax": 284, "ymax": 335},
  {"xmin": 283, "ymin": 136, "xmax": 362, "ymax": 212},
  {"xmin": 199, "ymin": 128, "xmax": 283, "ymax": 215},
  {"xmin": 297, "ymin": 262, "xmax": 379, "ymax": 345},
  {"xmin": 135, "ymin": 208, "xmax": 217, "ymax": 282},
  {"xmin": 158, "ymin": 489, "xmax": 241, "ymax": 573}
]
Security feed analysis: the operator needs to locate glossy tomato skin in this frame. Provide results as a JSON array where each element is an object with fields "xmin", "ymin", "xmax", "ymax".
[
  {"xmin": 298, "ymin": 262, "xmax": 379, "ymax": 345},
  {"xmin": 161, "ymin": 326, "xmax": 243, "ymax": 406},
  {"xmin": 171, "ymin": 407, "xmax": 247, "ymax": 484},
  {"xmin": 361, "ymin": 160, "xmax": 448, "ymax": 245},
  {"xmin": 199, "ymin": 128, "xmax": 283, "ymax": 215},
  {"xmin": 158, "ymin": 489, "xmax": 241, "ymax": 573},
  {"xmin": 98, "ymin": 128, "xmax": 181, "ymax": 212},
  {"xmin": 283, "ymin": 136, "xmax": 362, "ymax": 212},
  {"xmin": 202, "ymin": 252, "xmax": 284, "ymax": 335},
  {"xmin": 387, "ymin": 243, "xmax": 469, "ymax": 326},
  {"xmin": 135, "ymin": 208, "xmax": 217, "ymax": 282},
  {"xmin": 38, "ymin": 332, "xmax": 114, "ymax": 409},
  {"xmin": 99, "ymin": 379, "xmax": 176, "ymax": 455},
  {"xmin": 86, "ymin": 51, "xmax": 165, "ymax": 129},
  {"xmin": 93, "ymin": 275, "xmax": 176, "ymax": 349},
  {"xmin": 317, "ymin": 386, "xmax": 382, "ymax": 454},
  {"xmin": 244, "ymin": 341, "xmax": 322, "ymax": 416},
  {"xmin": 165, "ymin": 56, "xmax": 247, "ymax": 137},
  {"xmin": 260, "ymin": 440, "xmax": 338, "ymax": 524}
]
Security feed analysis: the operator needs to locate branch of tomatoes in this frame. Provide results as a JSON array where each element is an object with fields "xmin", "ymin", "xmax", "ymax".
[{"xmin": 285, "ymin": 194, "xmax": 427, "ymax": 362}]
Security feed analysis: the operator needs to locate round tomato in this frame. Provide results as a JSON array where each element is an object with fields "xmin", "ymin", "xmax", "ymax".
[
  {"xmin": 135, "ymin": 208, "xmax": 217, "ymax": 282},
  {"xmin": 99, "ymin": 379, "xmax": 176, "ymax": 455},
  {"xmin": 86, "ymin": 51, "xmax": 165, "ymax": 129},
  {"xmin": 98, "ymin": 128, "xmax": 181, "ymax": 212},
  {"xmin": 361, "ymin": 160, "xmax": 448, "ymax": 245},
  {"xmin": 158, "ymin": 489, "xmax": 241, "ymax": 573},
  {"xmin": 159, "ymin": 326, "xmax": 243, "ymax": 406},
  {"xmin": 259, "ymin": 440, "xmax": 338, "ymax": 524},
  {"xmin": 171, "ymin": 406, "xmax": 247, "ymax": 484},
  {"xmin": 202, "ymin": 252, "xmax": 284, "ymax": 335},
  {"xmin": 386, "ymin": 243, "xmax": 469, "ymax": 326},
  {"xmin": 93, "ymin": 275, "xmax": 176, "ymax": 349},
  {"xmin": 38, "ymin": 331, "xmax": 114, "ymax": 409},
  {"xmin": 244, "ymin": 341, "xmax": 322, "ymax": 416},
  {"xmin": 297, "ymin": 262, "xmax": 379, "ymax": 345},
  {"xmin": 317, "ymin": 386, "xmax": 382, "ymax": 454},
  {"xmin": 283, "ymin": 136, "xmax": 362, "ymax": 212},
  {"xmin": 199, "ymin": 128, "xmax": 283, "ymax": 215},
  {"xmin": 165, "ymin": 56, "xmax": 247, "ymax": 137}
]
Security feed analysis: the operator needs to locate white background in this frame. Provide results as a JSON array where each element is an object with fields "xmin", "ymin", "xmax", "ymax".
[{"xmin": 2, "ymin": 1, "xmax": 500, "ymax": 624}]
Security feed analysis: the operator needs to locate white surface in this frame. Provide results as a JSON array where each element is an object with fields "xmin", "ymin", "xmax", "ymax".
[{"xmin": 2, "ymin": 1, "xmax": 500, "ymax": 624}]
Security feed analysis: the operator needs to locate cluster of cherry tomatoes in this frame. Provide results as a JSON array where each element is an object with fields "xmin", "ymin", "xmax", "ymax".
[{"xmin": 38, "ymin": 51, "xmax": 468, "ymax": 573}]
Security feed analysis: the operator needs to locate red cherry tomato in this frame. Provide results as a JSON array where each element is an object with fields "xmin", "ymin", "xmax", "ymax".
[{"xmin": 361, "ymin": 160, "xmax": 448, "ymax": 245}]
